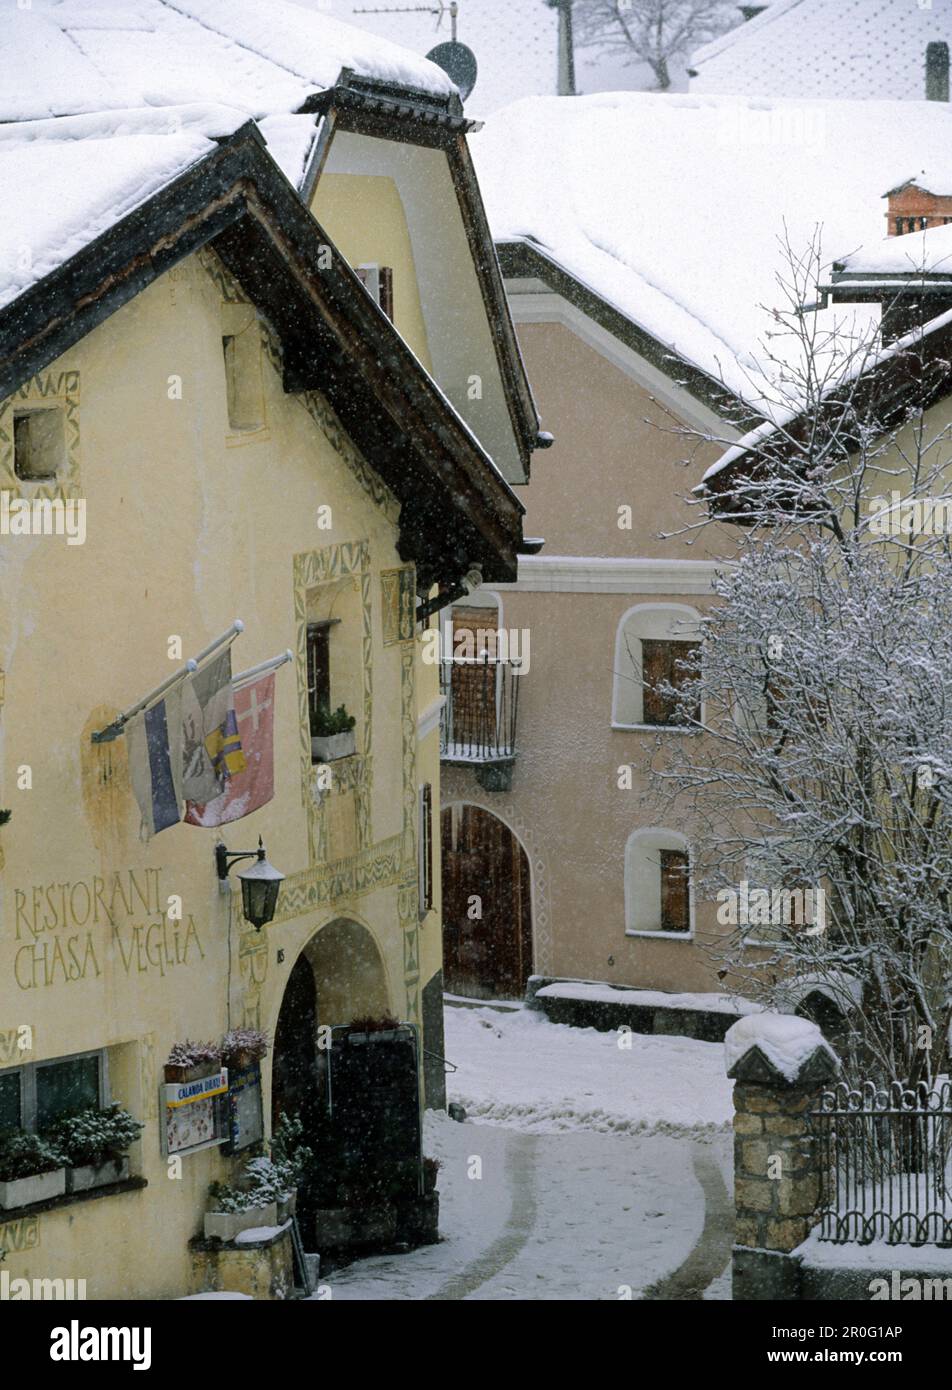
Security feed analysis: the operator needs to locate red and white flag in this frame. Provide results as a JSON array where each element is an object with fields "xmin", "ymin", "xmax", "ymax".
[{"xmin": 185, "ymin": 671, "xmax": 275, "ymax": 827}]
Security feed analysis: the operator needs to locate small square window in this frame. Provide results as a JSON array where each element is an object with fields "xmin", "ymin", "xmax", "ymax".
[{"xmin": 13, "ymin": 408, "xmax": 65, "ymax": 481}]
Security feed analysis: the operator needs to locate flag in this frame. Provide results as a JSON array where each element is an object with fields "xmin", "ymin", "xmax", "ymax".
[
  {"xmin": 127, "ymin": 687, "xmax": 184, "ymax": 839},
  {"xmin": 180, "ymin": 650, "xmax": 246, "ymax": 802},
  {"xmin": 185, "ymin": 671, "xmax": 275, "ymax": 828}
]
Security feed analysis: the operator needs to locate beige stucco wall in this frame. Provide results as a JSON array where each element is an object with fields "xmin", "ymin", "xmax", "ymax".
[
  {"xmin": 0, "ymin": 245, "xmax": 438, "ymax": 1296},
  {"xmin": 444, "ymin": 316, "xmax": 735, "ymax": 994}
]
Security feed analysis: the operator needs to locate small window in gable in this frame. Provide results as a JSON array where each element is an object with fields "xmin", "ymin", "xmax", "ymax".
[
  {"xmin": 356, "ymin": 264, "xmax": 395, "ymax": 322},
  {"xmin": 221, "ymin": 304, "xmax": 264, "ymax": 433},
  {"xmin": 13, "ymin": 407, "xmax": 65, "ymax": 481}
]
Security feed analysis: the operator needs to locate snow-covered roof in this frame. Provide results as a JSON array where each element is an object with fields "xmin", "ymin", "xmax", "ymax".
[
  {"xmin": 836, "ymin": 223, "xmax": 952, "ymax": 278},
  {"xmin": 474, "ymin": 91, "xmax": 952, "ymax": 406},
  {"xmin": 4, "ymin": 0, "xmax": 455, "ymax": 124},
  {"xmin": 0, "ymin": 105, "xmax": 249, "ymax": 312},
  {"xmin": 884, "ymin": 170, "xmax": 952, "ymax": 198},
  {"xmin": 690, "ymin": 0, "xmax": 952, "ymax": 101}
]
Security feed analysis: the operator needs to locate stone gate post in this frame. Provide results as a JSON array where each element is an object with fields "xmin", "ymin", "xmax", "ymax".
[{"xmin": 725, "ymin": 1013, "xmax": 840, "ymax": 1300}]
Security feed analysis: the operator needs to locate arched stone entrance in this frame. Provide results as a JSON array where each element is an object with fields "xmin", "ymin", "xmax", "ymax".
[
  {"xmin": 271, "ymin": 918, "xmax": 390, "ymax": 1133},
  {"xmin": 441, "ymin": 803, "xmax": 533, "ymax": 999}
]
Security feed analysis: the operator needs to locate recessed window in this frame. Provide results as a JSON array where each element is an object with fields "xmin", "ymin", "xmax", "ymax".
[
  {"xmin": 13, "ymin": 407, "xmax": 65, "ymax": 481},
  {"xmin": 613, "ymin": 605, "xmax": 703, "ymax": 729},
  {"xmin": 220, "ymin": 302, "xmax": 264, "ymax": 434},
  {"xmin": 625, "ymin": 829, "xmax": 693, "ymax": 936}
]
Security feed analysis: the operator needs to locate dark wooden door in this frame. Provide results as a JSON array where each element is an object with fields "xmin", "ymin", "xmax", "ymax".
[{"xmin": 441, "ymin": 804, "xmax": 532, "ymax": 999}]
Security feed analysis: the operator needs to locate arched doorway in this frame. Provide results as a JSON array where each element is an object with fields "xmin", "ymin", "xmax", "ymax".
[
  {"xmin": 271, "ymin": 919, "xmax": 390, "ymax": 1133},
  {"xmin": 441, "ymin": 803, "xmax": 533, "ymax": 999}
]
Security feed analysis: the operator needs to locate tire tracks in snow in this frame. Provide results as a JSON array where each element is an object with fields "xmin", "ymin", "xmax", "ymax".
[
  {"xmin": 641, "ymin": 1146, "xmax": 733, "ymax": 1300},
  {"xmin": 425, "ymin": 1131, "xmax": 539, "ymax": 1301}
]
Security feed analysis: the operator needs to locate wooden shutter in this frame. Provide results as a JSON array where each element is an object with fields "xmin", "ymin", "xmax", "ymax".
[
  {"xmin": 642, "ymin": 639, "xmax": 700, "ymax": 726},
  {"xmin": 659, "ymin": 849, "xmax": 690, "ymax": 932}
]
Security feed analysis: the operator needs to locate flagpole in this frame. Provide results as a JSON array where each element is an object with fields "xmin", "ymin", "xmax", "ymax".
[
  {"xmin": 91, "ymin": 620, "xmax": 245, "ymax": 744},
  {"xmin": 233, "ymin": 649, "xmax": 293, "ymax": 687}
]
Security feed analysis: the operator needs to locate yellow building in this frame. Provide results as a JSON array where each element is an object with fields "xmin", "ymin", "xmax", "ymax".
[{"xmin": 0, "ymin": 16, "xmax": 539, "ymax": 1296}]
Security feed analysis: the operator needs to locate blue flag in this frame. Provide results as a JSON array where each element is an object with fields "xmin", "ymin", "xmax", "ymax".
[{"xmin": 128, "ymin": 687, "xmax": 184, "ymax": 839}]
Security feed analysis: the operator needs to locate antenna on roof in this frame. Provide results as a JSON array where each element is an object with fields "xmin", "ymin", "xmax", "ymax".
[{"xmin": 352, "ymin": 1, "xmax": 478, "ymax": 100}]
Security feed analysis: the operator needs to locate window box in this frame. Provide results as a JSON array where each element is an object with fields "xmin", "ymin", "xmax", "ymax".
[
  {"xmin": 0, "ymin": 1167, "xmax": 66, "ymax": 1210},
  {"xmin": 163, "ymin": 1061, "xmax": 220, "ymax": 1085},
  {"xmin": 310, "ymin": 730, "xmax": 356, "ymax": 762},
  {"xmin": 66, "ymin": 1156, "xmax": 130, "ymax": 1195},
  {"xmin": 203, "ymin": 1201, "xmax": 278, "ymax": 1243}
]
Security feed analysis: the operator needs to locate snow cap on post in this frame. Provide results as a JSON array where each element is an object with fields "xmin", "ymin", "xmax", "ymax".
[{"xmin": 725, "ymin": 1013, "xmax": 839, "ymax": 1088}]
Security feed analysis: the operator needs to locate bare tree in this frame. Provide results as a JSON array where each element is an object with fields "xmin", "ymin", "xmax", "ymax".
[
  {"xmin": 649, "ymin": 233, "xmax": 952, "ymax": 1088},
  {"xmin": 572, "ymin": 0, "xmax": 741, "ymax": 90}
]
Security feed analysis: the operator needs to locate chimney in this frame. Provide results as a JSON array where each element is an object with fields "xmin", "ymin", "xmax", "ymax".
[
  {"xmin": 926, "ymin": 41, "xmax": 950, "ymax": 101},
  {"xmin": 739, "ymin": 5, "xmax": 768, "ymax": 18}
]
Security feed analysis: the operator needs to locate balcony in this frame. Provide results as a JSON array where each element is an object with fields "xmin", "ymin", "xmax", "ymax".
[{"xmin": 439, "ymin": 654, "xmax": 521, "ymax": 792}]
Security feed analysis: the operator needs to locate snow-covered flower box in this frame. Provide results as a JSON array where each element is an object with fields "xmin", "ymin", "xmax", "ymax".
[
  {"xmin": 66, "ymin": 1156, "xmax": 130, "ymax": 1195},
  {"xmin": 310, "ymin": 730, "xmax": 356, "ymax": 762},
  {"xmin": 0, "ymin": 1167, "xmax": 66, "ymax": 1210},
  {"xmin": 204, "ymin": 1202, "xmax": 278, "ymax": 1243}
]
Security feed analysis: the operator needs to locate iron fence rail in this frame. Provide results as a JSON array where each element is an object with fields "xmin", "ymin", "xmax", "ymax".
[{"xmin": 812, "ymin": 1080, "xmax": 952, "ymax": 1245}]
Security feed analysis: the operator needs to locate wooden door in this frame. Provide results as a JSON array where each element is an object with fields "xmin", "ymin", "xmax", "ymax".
[{"xmin": 441, "ymin": 804, "xmax": 532, "ymax": 999}]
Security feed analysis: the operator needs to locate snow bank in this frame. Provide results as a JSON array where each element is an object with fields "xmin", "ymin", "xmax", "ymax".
[
  {"xmin": 444, "ymin": 1003, "xmax": 733, "ymax": 1136},
  {"xmin": 724, "ymin": 1012, "xmax": 836, "ymax": 1082}
]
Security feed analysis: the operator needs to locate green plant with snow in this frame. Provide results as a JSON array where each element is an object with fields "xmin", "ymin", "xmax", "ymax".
[
  {"xmin": 47, "ymin": 1105, "xmax": 142, "ymax": 1169},
  {"xmin": 0, "ymin": 1132, "xmax": 65, "ymax": 1181}
]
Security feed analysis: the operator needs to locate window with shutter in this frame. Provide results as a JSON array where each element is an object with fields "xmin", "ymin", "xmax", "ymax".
[{"xmin": 659, "ymin": 849, "xmax": 690, "ymax": 932}]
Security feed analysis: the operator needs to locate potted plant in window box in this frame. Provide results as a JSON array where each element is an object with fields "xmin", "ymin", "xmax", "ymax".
[
  {"xmin": 344, "ymin": 1013, "xmax": 405, "ymax": 1044},
  {"xmin": 219, "ymin": 1027, "xmax": 268, "ymax": 1074},
  {"xmin": 310, "ymin": 703, "xmax": 356, "ymax": 762},
  {"xmin": 0, "ymin": 1132, "xmax": 66, "ymax": 1209},
  {"xmin": 48, "ymin": 1104, "xmax": 143, "ymax": 1194},
  {"xmin": 164, "ymin": 1039, "xmax": 222, "ymax": 1085},
  {"xmin": 204, "ymin": 1181, "xmax": 279, "ymax": 1243}
]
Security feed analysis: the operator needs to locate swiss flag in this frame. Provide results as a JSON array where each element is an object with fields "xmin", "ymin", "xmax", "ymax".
[{"xmin": 185, "ymin": 672, "xmax": 275, "ymax": 827}]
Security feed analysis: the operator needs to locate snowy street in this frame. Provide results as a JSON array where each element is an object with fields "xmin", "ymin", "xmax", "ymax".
[{"xmin": 319, "ymin": 1004, "xmax": 734, "ymax": 1301}]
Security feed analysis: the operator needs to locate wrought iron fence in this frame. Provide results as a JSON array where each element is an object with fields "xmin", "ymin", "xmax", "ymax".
[
  {"xmin": 439, "ymin": 653, "xmax": 520, "ymax": 764},
  {"xmin": 812, "ymin": 1080, "xmax": 952, "ymax": 1245}
]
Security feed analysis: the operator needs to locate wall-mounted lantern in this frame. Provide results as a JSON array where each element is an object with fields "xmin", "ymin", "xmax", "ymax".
[{"xmin": 215, "ymin": 836, "xmax": 285, "ymax": 930}]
